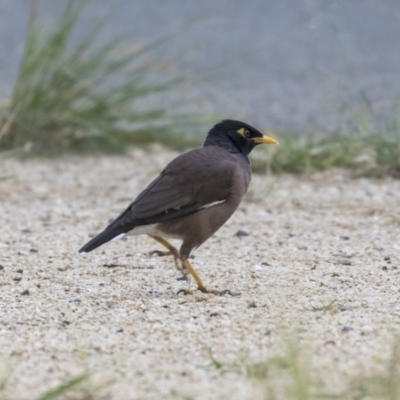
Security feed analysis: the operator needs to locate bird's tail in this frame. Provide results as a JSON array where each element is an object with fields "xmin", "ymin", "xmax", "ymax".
[{"xmin": 79, "ymin": 228, "xmax": 126, "ymax": 253}]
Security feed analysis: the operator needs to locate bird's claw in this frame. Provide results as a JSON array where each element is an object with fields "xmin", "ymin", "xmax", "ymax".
[
  {"xmin": 149, "ymin": 250, "xmax": 172, "ymax": 257},
  {"xmin": 198, "ymin": 287, "xmax": 241, "ymax": 296},
  {"xmin": 176, "ymin": 288, "xmax": 241, "ymax": 296},
  {"xmin": 149, "ymin": 249, "xmax": 181, "ymax": 270},
  {"xmin": 177, "ymin": 288, "xmax": 193, "ymax": 295}
]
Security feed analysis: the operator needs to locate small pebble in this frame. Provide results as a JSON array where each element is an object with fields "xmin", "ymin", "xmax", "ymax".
[
  {"xmin": 342, "ymin": 326, "xmax": 353, "ymax": 332},
  {"xmin": 69, "ymin": 298, "xmax": 81, "ymax": 303},
  {"xmin": 261, "ymin": 261, "xmax": 271, "ymax": 266},
  {"xmin": 21, "ymin": 289, "xmax": 30, "ymax": 295},
  {"xmin": 234, "ymin": 229, "xmax": 249, "ymax": 238},
  {"xmin": 361, "ymin": 325, "xmax": 373, "ymax": 334},
  {"xmin": 148, "ymin": 290, "xmax": 162, "ymax": 296},
  {"xmin": 210, "ymin": 312, "xmax": 219, "ymax": 317}
]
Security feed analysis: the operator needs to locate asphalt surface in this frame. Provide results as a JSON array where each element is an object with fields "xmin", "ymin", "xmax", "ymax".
[{"xmin": 1, "ymin": 0, "xmax": 400, "ymax": 132}]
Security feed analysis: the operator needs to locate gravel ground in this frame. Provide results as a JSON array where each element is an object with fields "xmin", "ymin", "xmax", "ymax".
[{"xmin": 1, "ymin": 147, "xmax": 400, "ymax": 399}]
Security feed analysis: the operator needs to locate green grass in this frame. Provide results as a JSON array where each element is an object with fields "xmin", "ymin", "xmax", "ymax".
[
  {"xmin": 0, "ymin": 372, "xmax": 92, "ymax": 400},
  {"xmin": 0, "ymin": 0, "xmax": 203, "ymax": 155},
  {"xmin": 254, "ymin": 131, "xmax": 360, "ymax": 175},
  {"xmin": 209, "ymin": 338, "xmax": 400, "ymax": 400},
  {"xmin": 36, "ymin": 373, "xmax": 91, "ymax": 400},
  {"xmin": 305, "ymin": 300, "xmax": 338, "ymax": 312},
  {"xmin": 252, "ymin": 122, "xmax": 400, "ymax": 178},
  {"xmin": 209, "ymin": 341, "xmax": 312, "ymax": 400}
]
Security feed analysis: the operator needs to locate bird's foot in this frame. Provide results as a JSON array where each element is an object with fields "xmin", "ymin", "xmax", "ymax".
[
  {"xmin": 177, "ymin": 288, "xmax": 194, "ymax": 295},
  {"xmin": 200, "ymin": 288, "xmax": 241, "ymax": 296},
  {"xmin": 149, "ymin": 250, "xmax": 173, "ymax": 257},
  {"xmin": 149, "ymin": 249, "xmax": 180, "ymax": 269},
  {"xmin": 177, "ymin": 286, "xmax": 241, "ymax": 296}
]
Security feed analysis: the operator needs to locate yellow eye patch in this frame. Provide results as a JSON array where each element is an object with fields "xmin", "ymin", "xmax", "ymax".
[
  {"xmin": 237, "ymin": 127, "xmax": 278, "ymax": 144},
  {"xmin": 237, "ymin": 128, "xmax": 250, "ymax": 138}
]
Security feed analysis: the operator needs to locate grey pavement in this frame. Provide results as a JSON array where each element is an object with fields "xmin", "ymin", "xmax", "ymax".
[{"xmin": 1, "ymin": 0, "xmax": 400, "ymax": 132}]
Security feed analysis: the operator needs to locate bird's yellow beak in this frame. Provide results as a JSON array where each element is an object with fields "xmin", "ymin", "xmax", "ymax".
[{"xmin": 253, "ymin": 135, "xmax": 279, "ymax": 145}]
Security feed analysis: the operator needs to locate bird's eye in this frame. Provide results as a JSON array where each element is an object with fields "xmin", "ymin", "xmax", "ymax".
[{"xmin": 244, "ymin": 130, "xmax": 251, "ymax": 138}]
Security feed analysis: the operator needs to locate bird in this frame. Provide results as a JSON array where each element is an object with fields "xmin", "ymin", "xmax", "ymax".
[{"xmin": 79, "ymin": 120, "xmax": 278, "ymax": 294}]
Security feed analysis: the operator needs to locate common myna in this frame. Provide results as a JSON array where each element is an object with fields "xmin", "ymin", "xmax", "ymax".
[{"xmin": 79, "ymin": 120, "xmax": 278, "ymax": 294}]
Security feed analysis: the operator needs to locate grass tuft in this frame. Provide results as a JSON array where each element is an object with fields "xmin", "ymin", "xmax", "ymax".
[
  {"xmin": 347, "ymin": 340, "xmax": 400, "ymax": 400},
  {"xmin": 264, "ymin": 131, "xmax": 359, "ymax": 174},
  {"xmin": 209, "ymin": 337, "xmax": 400, "ymax": 400},
  {"xmin": 0, "ymin": 0, "xmax": 201, "ymax": 155},
  {"xmin": 252, "ymin": 118, "xmax": 400, "ymax": 178},
  {"xmin": 36, "ymin": 373, "xmax": 91, "ymax": 400},
  {"xmin": 0, "ymin": 371, "xmax": 9, "ymax": 400},
  {"xmin": 305, "ymin": 300, "xmax": 338, "ymax": 312}
]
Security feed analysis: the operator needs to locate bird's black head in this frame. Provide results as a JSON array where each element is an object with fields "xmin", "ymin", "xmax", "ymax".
[{"xmin": 204, "ymin": 119, "xmax": 278, "ymax": 157}]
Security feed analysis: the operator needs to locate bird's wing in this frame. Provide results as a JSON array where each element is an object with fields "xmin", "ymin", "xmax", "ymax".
[
  {"xmin": 107, "ymin": 148, "xmax": 236, "ymax": 230},
  {"xmin": 79, "ymin": 147, "xmax": 249, "ymax": 253}
]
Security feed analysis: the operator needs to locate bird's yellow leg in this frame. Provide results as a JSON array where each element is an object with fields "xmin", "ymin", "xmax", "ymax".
[
  {"xmin": 148, "ymin": 235, "xmax": 182, "ymax": 271},
  {"xmin": 148, "ymin": 237, "xmax": 240, "ymax": 296},
  {"xmin": 148, "ymin": 235, "xmax": 178, "ymax": 255},
  {"xmin": 180, "ymin": 257, "xmax": 207, "ymax": 292},
  {"xmin": 180, "ymin": 257, "xmax": 241, "ymax": 296}
]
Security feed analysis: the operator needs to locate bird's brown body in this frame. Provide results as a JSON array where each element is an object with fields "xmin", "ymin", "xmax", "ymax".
[
  {"xmin": 79, "ymin": 120, "xmax": 277, "ymax": 294},
  {"xmin": 154, "ymin": 147, "xmax": 252, "ymax": 257}
]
